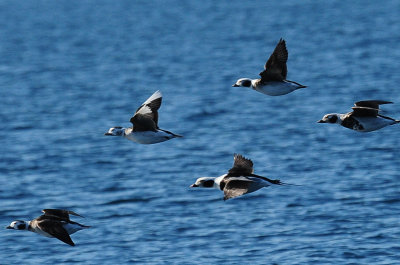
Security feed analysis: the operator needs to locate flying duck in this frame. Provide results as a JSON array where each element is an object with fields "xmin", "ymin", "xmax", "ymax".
[
  {"xmin": 232, "ymin": 38, "xmax": 306, "ymax": 96},
  {"xmin": 105, "ymin": 90, "xmax": 182, "ymax": 144},
  {"xmin": 318, "ymin": 100, "xmax": 400, "ymax": 132},
  {"xmin": 190, "ymin": 154, "xmax": 286, "ymax": 200},
  {"xmin": 6, "ymin": 209, "xmax": 90, "ymax": 246}
]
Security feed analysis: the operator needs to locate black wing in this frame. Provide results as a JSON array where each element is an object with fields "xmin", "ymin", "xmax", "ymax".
[
  {"xmin": 42, "ymin": 209, "xmax": 83, "ymax": 221},
  {"xmin": 351, "ymin": 100, "xmax": 392, "ymax": 117},
  {"xmin": 222, "ymin": 178, "xmax": 253, "ymax": 200},
  {"xmin": 130, "ymin": 91, "xmax": 162, "ymax": 131},
  {"xmin": 130, "ymin": 114, "xmax": 158, "ymax": 132},
  {"xmin": 351, "ymin": 107, "xmax": 379, "ymax": 117},
  {"xmin": 228, "ymin": 154, "xmax": 254, "ymax": 175},
  {"xmin": 259, "ymin": 38, "xmax": 288, "ymax": 82},
  {"xmin": 354, "ymin": 100, "xmax": 392, "ymax": 109},
  {"xmin": 37, "ymin": 219, "xmax": 75, "ymax": 246}
]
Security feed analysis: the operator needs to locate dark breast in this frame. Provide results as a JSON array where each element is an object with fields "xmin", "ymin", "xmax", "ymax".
[
  {"xmin": 219, "ymin": 180, "xmax": 226, "ymax": 191},
  {"xmin": 341, "ymin": 115, "xmax": 364, "ymax": 131}
]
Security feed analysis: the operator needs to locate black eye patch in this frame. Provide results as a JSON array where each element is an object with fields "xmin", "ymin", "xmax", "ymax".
[
  {"xmin": 241, "ymin": 80, "xmax": 252, "ymax": 87},
  {"xmin": 203, "ymin": 180, "xmax": 214, "ymax": 187},
  {"xmin": 329, "ymin": 116, "xmax": 338, "ymax": 123},
  {"xmin": 17, "ymin": 223, "xmax": 26, "ymax": 230}
]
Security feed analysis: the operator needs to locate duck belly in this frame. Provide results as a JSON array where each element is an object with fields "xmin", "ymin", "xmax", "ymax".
[
  {"xmin": 353, "ymin": 116, "xmax": 396, "ymax": 132},
  {"xmin": 125, "ymin": 131, "xmax": 172, "ymax": 144},
  {"xmin": 254, "ymin": 81, "xmax": 301, "ymax": 96}
]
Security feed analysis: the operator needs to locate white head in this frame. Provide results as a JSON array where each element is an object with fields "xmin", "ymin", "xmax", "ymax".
[
  {"xmin": 104, "ymin": 127, "xmax": 125, "ymax": 136},
  {"xmin": 318, "ymin": 114, "xmax": 342, "ymax": 124},
  {"xmin": 232, "ymin": 78, "xmax": 253, "ymax": 88},
  {"xmin": 6, "ymin": 220, "xmax": 29, "ymax": 231},
  {"xmin": 190, "ymin": 177, "xmax": 217, "ymax": 188}
]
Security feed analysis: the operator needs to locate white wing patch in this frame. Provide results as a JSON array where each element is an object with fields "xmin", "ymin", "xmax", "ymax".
[
  {"xmin": 135, "ymin": 90, "xmax": 162, "ymax": 115},
  {"xmin": 142, "ymin": 90, "xmax": 162, "ymax": 106},
  {"xmin": 136, "ymin": 105, "xmax": 152, "ymax": 115}
]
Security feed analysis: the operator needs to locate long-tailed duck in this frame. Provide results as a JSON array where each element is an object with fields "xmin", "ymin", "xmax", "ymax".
[
  {"xmin": 318, "ymin": 100, "xmax": 400, "ymax": 132},
  {"xmin": 190, "ymin": 154, "xmax": 286, "ymax": 200},
  {"xmin": 6, "ymin": 209, "xmax": 90, "ymax": 246},
  {"xmin": 105, "ymin": 90, "xmax": 182, "ymax": 144},
  {"xmin": 232, "ymin": 38, "xmax": 306, "ymax": 96}
]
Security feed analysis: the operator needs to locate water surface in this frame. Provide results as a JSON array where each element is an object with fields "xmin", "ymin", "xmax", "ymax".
[{"xmin": 0, "ymin": 1, "xmax": 399, "ymax": 264}]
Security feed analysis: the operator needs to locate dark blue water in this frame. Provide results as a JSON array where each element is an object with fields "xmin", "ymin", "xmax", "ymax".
[{"xmin": 1, "ymin": 1, "xmax": 400, "ymax": 264}]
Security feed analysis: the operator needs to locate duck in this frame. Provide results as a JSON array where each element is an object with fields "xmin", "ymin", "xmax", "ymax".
[
  {"xmin": 233, "ymin": 38, "xmax": 306, "ymax": 96},
  {"xmin": 318, "ymin": 100, "xmax": 399, "ymax": 132},
  {"xmin": 105, "ymin": 90, "xmax": 182, "ymax": 144},
  {"xmin": 190, "ymin": 154, "xmax": 286, "ymax": 200},
  {"xmin": 6, "ymin": 209, "xmax": 90, "ymax": 246}
]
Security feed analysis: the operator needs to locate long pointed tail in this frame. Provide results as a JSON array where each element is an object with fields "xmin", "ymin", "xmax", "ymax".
[
  {"xmin": 267, "ymin": 179, "xmax": 301, "ymax": 186},
  {"xmin": 273, "ymin": 179, "xmax": 301, "ymax": 186},
  {"xmin": 280, "ymin": 182, "xmax": 302, "ymax": 186},
  {"xmin": 160, "ymin": 129, "xmax": 183, "ymax": 138},
  {"xmin": 251, "ymin": 174, "xmax": 301, "ymax": 186},
  {"xmin": 285, "ymin": 80, "xmax": 307, "ymax": 89}
]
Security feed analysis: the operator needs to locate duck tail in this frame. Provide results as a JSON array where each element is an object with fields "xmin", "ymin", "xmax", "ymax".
[
  {"xmin": 159, "ymin": 129, "xmax": 183, "ymax": 138},
  {"xmin": 267, "ymin": 179, "xmax": 301, "ymax": 186},
  {"xmin": 270, "ymin": 179, "xmax": 284, "ymax": 185},
  {"xmin": 252, "ymin": 174, "xmax": 300, "ymax": 186},
  {"xmin": 285, "ymin": 80, "xmax": 307, "ymax": 89},
  {"xmin": 273, "ymin": 179, "xmax": 301, "ymax": 186},
  {"xmin": 281, "ymin": 182, "xmax": 302, "ymax": 186}
]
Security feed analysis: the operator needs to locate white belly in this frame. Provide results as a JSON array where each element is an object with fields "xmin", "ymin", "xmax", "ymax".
[
  {"xmin": 125, "ymin": 130, "xmax": 173, "ymax": 144},
  {"xmin": 353, "ymin": 116, "xmax": 396, "ymax": 132},
  {"xmin": 254, "ymin": 81, "xmax": 301, "ymax": 96}
]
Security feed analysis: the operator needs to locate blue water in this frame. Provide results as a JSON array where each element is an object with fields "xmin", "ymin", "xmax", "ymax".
[{"xmin": 1, "ymin": 0, "xmax": 400, "ymax": 264}]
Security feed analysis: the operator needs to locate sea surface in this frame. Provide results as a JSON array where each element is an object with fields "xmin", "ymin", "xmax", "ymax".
[{"xmin": 1, "ymin": 1, "xmax": 400, "ymax": 264}]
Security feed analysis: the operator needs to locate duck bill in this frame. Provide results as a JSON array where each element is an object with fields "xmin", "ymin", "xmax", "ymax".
[
  {"xmin": 190, "ymin": 184, "xmax": 198, "ymax": 188},
  {"xmin": 104, "ymin": 132, "xmax": 113, "ymax": 136},
  {"xmin": 317, "ymin": 120, "xmax": 326, "ymax": 123},
  {"xmin": 6, "ymin": 226, "xmax": 12, "ymax": 229},
  {"xmin": 232, "ymin": 84, "xmax": 239, "ymax": 87}
]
